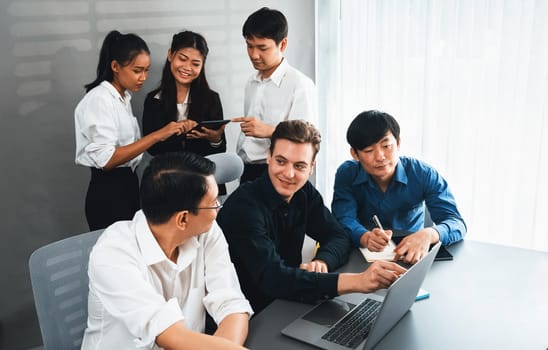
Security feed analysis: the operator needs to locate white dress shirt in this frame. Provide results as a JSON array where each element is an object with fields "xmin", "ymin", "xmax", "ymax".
[
  {"xmin": 75, "ymin": 81, "xmax": 142, "ymax": 170},
  {"xmin": 81, "ymin": 210, "xmax": 253, "ymax": 350},
  {"xmin": 176, "ymin": 92, "xmax": 190, "ymax": 121},
  {"xmin": 237, "ymin": 59, "xmax": 317, "ymax": 163}
]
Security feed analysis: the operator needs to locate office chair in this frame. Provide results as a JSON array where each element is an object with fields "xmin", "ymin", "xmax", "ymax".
[
  {"xmin": 205, "ymin": 152, "xmax": 244, "ymax": 185},
  {"xmin": 29, "ymin": 229, "xmax": 103, "ymax": 350}
]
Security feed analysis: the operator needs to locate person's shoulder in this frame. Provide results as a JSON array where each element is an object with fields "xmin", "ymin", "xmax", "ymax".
[
  {"xmin": 145, "ymin": 89, "xmax": 156, "ymax": 99},
  {"xmin": 400, "ymin": 156, "xmax": 437, "ymax": 172},
  {"xmin": 76, "ymin": 84, "xmax": 112, "ymax": 111},
  {"xmin": 218, "ymin": 182, "xmax": 266, "ymax": 229},
  {"xmin": 204, "ymin": 89, "xmax": 222, "ymax": 104},
  {"xmin": 399, "ymin": 156, "xmax": 442, "ymax": 186},
  {"xmin": 143, "ymin": 90, "xmax": 164, "ymax": 119},
  {"xmin": 224, "ymin": 178, "xmax": 274, "ymax": 214},
  {"xmin": 144, "ymin": 89, "xmax": 161, "ymax": 102},
  {"xmin": 285, "ymin": 63, "xmax": 314, "ymax": 86},
  {"xmin": 300, "ymin": 180, "xmax": 320, "ymax": 196},
  {"xmin": 333, "ymin": 160, "xmax": 365, "ymax": 189},
  {"xmin": 336, "ymin": 159, "xmax": 361, "ymax": 176},
  {"xmin": 207, "ymin": 88, "xmax": 220, "ymax": 98},
  {"xmin": 96, "ymin": 221, "xmax": 135, "ymax": 246},
  {"xmin": 83, "ymin": 83, "xmax": 111, "ymax": 101},
  {"xmin": 223, "ymin": 181, "xmax": 262, "ymax": 209},
  {"xmin": 90, "ymin": 221, "xmax": 138, "ymax": 261}
]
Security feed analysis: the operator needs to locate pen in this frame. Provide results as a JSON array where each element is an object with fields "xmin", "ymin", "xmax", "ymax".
[
  {"xmin": 372, "ymin": 215, "xmax": 384, "ymax": 231},
  {"xmin": 373, "ymin": 215, "xmax": 392, "ymax": 245}
]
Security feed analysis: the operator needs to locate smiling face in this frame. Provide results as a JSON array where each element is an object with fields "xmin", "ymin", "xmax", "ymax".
[
  {"xmin": 168, "ymin": 47, "xmax": 204, "ymax": 88},
  {"xmin": 267, "ymin": 138, "xmax": 315, "ymax": 202},
  {"xmin": 351, "ymin": 131, "xmax": 400, "ymax": 190},
  {"xmin": 245, "ymin": 35, "xmax": 286, "ymax": 79},
  {"xmin": 110, "ymin": 51, "xmax": 150, "ymax": 95}
]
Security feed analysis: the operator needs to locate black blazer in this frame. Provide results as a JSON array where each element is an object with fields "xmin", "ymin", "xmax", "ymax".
[{"xmin": 142, "ymin": 89, "xmax": 227, "ymax": 156}]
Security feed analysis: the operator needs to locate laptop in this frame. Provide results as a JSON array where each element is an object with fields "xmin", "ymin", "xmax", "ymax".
[{"xmin": 281, "ymin": 242, "xmax": 441, "ymax": 350}]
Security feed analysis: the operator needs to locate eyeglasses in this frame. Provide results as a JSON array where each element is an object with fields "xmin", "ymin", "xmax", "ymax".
[{"xmin": 192, "ymin": 199, "xmax": 223, "ymax": 211}]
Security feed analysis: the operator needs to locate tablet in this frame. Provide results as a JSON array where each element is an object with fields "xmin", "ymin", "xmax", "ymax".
[
  {"xmin": 433, "ymin": 245, "xmax": 453, "ymax": 261},
  {"xmin": 190, "ymin": 119, "xmax": 230, "ymax": 131}
]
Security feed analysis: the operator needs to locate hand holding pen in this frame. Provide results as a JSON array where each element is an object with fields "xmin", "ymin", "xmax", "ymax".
[{"xmin": 363, "ymin": 215, "xmax": 393, "ymax": 252}]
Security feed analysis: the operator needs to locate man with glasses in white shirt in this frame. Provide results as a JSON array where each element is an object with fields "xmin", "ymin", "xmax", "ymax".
[{"xmin": 82, "ymin": 152, "xmax": 253, "ymax": 350}]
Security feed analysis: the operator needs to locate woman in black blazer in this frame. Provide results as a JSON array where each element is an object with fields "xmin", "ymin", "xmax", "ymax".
[{"xmin": 143, "ymin": 31, "xmax": 226, "ymax": 158}]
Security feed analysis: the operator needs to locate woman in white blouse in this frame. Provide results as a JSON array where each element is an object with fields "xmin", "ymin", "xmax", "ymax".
[{"xmin": 75, "ymin": 30, "xmax": 185, "ymax": 230}]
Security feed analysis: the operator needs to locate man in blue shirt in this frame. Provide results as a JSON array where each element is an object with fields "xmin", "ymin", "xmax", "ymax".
[{"xmin": 332, "ymin": 110, "xmax": 466, "ymax": 264}]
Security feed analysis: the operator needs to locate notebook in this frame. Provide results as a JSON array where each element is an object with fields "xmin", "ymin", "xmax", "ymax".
[
  {"xmin": 281, "ymin": 242, "xmax": 441, "ymax": 350},
  {"xmin": 359, "ymin": 240, "xmax": 397, "ymax": 262},
  {"xmin": 360, "ymin": 236, "xmax": 452, "ymax": 262}
]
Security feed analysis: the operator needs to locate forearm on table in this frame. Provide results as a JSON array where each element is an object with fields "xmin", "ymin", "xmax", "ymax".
[
  {"xmin": 214, "ymin": 313, "xmax": 249, "ymax": 345},
  {"xmin": 156, "ymin": 321, "xmax": 247, "ymax": 350}
]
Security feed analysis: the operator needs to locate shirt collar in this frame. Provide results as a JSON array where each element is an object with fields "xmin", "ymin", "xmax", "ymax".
[
  {"xmin": 134, "ymin": 210, "xmax": 200, "ymax": 269},
  {"xmin": 101, "ymin": 80, "xmax": 131, "ymax": 104},
  {"xmin": 352, "ymin": 158, "xmax": 408, "ymax": 186},
  {"xmin": 393, "ymin": 160, "xmax": 408, "ymax": 184},
  {"xmin": 252, "ymin": 58, "xmax": 289, "ymax": 87}
]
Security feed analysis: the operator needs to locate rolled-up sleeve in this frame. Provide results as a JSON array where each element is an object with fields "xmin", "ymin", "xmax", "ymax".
[{"xmin": 76, "ymin": 93, "xmax": 118, "ymax": 168}]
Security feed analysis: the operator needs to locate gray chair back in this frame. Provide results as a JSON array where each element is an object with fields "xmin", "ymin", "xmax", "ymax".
[
  {"xmin": 206, "ymin": 152, "xmax": 244, "ymax": 185},
  {"xmin": 28, "ymin": 229, "xmax": 103, "ymax": 350}
]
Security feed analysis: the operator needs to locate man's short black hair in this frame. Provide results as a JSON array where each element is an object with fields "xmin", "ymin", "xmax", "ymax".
[
  {"xmin": 346, "ymin": 110, "xmax": 401, "ymax": 150},
  {"xmin": 140, "ymin": 152, "xmax": 215, "ymax": 224},
  {"xmin": 242, "ymin": 7, "xmax": 288, "ymax": 44}
]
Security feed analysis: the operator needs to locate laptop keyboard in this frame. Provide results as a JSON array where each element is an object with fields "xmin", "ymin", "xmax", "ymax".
[{"xmin": 321, "ymin": 298, "xmax": 382, "ymax": 348}]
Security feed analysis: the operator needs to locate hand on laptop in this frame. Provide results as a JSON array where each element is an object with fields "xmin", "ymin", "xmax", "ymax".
[
  {"xmin": 299, "ymin": 259, "xmax": 328, "ymax": 273},
  {"xmin": 394, "ymin": 228, "xmax": 439, "ymax": 264},
  {"xmin": 337, "ymin": 260, "xmax": 406, "ymax": 294},
  {"xmin": 360, "ymin": 228, "xmax": 393, "ymax": 252}
]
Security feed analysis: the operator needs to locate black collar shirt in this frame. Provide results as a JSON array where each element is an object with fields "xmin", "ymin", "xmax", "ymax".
[{"xmin": 217, "ymin": 173, "xmax": 352, "ymax": 313}]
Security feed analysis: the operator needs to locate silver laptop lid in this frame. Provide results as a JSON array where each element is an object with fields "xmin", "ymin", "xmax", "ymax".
[{"xmin": 363, "ymin": 241, "xmax": 441, "ymax": 350}]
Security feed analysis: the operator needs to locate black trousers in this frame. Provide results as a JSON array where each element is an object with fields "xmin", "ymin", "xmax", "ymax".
[
  {"xmin": 85, "ymin": 167, "xmax": 140, "ymax": 231},
  {"xmin": 240, "ymin": 163, "xmax": 268, "ymax": 184}
]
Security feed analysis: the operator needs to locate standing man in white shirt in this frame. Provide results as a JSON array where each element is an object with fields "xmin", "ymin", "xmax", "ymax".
[
  {"xmin": 233, "ymin": 7, "xmax": 317, "ymax": 182},
  {"xmin": 82, "ymin": 152, "xmax": 253, "ymax": 350}
]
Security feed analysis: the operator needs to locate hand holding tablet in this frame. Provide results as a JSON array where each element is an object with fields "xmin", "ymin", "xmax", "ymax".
[{"xmin": 188, "ymin": 119, "xmax": 230, "ymax": 132}]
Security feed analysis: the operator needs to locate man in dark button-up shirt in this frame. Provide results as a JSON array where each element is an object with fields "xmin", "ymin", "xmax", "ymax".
[{"xmin": 218, "ymin": 120, "xmax": 405, "ymax": 313}]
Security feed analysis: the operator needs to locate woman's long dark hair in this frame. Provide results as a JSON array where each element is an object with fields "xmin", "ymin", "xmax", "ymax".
[
  {"xmin": 84, "ymin": 30, "xmax": 150, "ymax": 92},
  {"xmin": 152, "ymin": 31, "xmax": 213, "ymax": 122}
]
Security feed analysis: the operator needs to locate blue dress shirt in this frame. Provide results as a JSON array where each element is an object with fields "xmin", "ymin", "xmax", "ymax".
[{"xmin": 332, "ymin": 156, "xmax": 466, "ymax": 247}]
